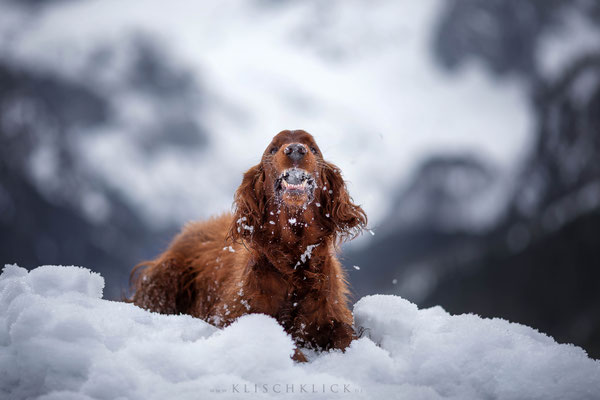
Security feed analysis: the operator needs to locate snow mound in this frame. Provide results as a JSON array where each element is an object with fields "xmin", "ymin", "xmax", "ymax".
[{"xmin": 1, "ymin": 265, "xmax": 599, "ymax": 400}]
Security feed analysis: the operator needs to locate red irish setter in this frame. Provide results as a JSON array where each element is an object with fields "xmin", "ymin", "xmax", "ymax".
[{"xmin": 130, "ymin": 130, "xmax": 367, "ymax": 361}]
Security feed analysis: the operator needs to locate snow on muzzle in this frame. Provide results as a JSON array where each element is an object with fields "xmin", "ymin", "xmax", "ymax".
[{"xmin": 276, "ymin": 168, "xmax": 316, "ymax": 195}]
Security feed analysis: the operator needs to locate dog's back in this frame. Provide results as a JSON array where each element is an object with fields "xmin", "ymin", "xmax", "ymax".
[{"xmin": 131, "ymin": 213, "xmax": 240, "ymax": 319}]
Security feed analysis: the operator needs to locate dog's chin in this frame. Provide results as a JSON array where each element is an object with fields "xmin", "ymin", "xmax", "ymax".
[
  {"xmin": 275, "ymin": 168, "xmax": 316, "ymax": 208},
  {"xmin": 281, "ymin": 191, "xmax": 311, "ymax": 207}
]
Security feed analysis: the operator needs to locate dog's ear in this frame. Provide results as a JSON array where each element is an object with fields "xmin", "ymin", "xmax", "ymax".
[
  {"xmin": 319, "ymin": 161, "xmax": 367, "ymax": 242},
  {"xmin": 228, "ymin": 163, "xmax": 266, "ymax": 243}
]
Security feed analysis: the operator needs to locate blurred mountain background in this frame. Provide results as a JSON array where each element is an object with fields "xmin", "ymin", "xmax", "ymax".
[{"xmin": 1, "ymin": 0, "xmax": 599, "ymax": 357}]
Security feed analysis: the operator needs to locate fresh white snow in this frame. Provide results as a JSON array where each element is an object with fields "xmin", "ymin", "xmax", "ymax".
[
  {"xmin": 1, "ymin": 264, "xmax": 599, "ymax": 400},
  {"xmin": 295, "ymin": 244, "xmax": 320, "ymax": 269}
]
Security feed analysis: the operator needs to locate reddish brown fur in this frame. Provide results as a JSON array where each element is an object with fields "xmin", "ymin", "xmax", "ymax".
[{"xmin": 130, "ymin": 130, "xmax": 367, "ymax": 361}]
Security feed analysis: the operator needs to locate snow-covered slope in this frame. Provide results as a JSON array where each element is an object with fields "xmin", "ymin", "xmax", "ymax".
[
  {"xmin": 0, "ymin": 0, "xmax": 532, "ymax": 231},
  {"xmin": 1, "ymin": 265, "xmax": 598, "ymax": 400}
]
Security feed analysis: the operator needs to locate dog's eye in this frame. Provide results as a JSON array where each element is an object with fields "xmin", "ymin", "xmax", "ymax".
[
  {"xmin": 269, "ymin": 146, "xmax": 279, "ymax": 155},
  {"xmin": 310, "ymin": 146, "xmax": 318, "ymax": 155}
]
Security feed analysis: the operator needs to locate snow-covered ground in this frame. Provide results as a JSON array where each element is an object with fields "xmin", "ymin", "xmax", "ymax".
[{"xmin": 1, "ymin": 265, "xmax": 598, "ymax": 400}]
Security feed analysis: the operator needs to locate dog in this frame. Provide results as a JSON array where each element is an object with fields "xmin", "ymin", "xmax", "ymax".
[{"xmin": 130, "ymin": 130, "xmax": 367, "ymax": 361}]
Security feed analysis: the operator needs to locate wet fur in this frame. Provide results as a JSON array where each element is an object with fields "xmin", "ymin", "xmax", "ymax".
[{"xmin": 130, "ymin": 130, "xmax": 367, "ymax": 361}]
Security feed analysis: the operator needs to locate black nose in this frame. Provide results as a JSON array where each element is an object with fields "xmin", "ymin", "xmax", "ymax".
[{"xmin": 284, "ymin": 143, "xmax": 307, "ymax": 162}]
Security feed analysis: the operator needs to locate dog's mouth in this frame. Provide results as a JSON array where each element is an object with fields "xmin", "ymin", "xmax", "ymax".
[{"xmin": 275, "ymin": 168, "xmax": 316, "ymax": 203}]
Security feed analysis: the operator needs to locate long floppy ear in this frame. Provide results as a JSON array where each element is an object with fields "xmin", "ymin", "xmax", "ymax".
[
  {"xmin": 228, "ymin": 163, "xmax": 266, "ymax": 243},
  {"xmin": 319, "ymin": 161, "xmax": 367, "ymax": 242}
]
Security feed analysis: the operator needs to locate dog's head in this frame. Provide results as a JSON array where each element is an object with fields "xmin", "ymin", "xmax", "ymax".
[
  {"xmin": 229, "ymin": 130, "xmax": 367, "ymax": 244},
  {"xmin": 264, "ymin": 130, "xmax": 321, "ymax": 208}
]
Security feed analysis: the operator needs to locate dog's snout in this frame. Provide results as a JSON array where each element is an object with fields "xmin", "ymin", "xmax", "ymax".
[{"xmin": 284, "ymin": 143, "xmax": 307, "ymax": 162}]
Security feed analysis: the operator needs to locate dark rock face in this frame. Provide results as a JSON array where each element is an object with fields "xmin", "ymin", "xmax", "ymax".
[
  {"xmin": 514, "ymin": 56, "xmax": 600, "ymax": 222},
  {"xmin": 425, "ymin": 56, "xmax": 600, "ymax": 358},
  {"xmin": 0, "ymin": 63, "xmax": 168, "ymax": 299},
  {"xmin": 0, "ymin": 34, "xmax": 209, "ymax": 298},
  {"xmin": 433, "ymin": 0, "xmax": 600, "ymax": 79},
  {"xmin": 348, "ymin": 1, "xmax": 600, "ymax": 358}
]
